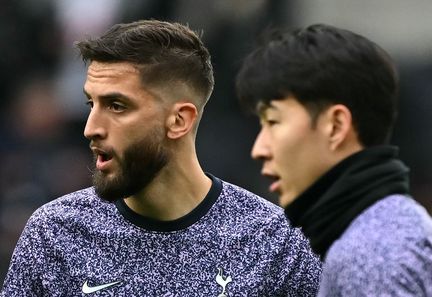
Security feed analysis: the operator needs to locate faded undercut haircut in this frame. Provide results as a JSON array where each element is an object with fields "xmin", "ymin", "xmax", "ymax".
[
  {"xmin": 236, "ymin": 24, "xmax": 399, "ymax": 146},
  {"xmin": 75, "ymin": 19, "xmax": 214, "ymax": 110}
]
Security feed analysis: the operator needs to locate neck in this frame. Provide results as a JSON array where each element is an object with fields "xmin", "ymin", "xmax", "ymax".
[
  {"xmin": 285, "ymin": 145, "xmax": 410, "ymax": 258},
  {"xmin": 123, "ymin": 149, "xmax": 211, "ymax": 221}
]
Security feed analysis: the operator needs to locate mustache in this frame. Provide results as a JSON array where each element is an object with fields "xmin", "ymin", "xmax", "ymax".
[{"xmin": 89, "ymin": 142, "xmax": 116, "ymax": 158}]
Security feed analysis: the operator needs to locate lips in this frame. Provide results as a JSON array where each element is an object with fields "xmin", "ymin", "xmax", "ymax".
[
  {"xmin": 96, "ymin": 154, "xmax": 113, "ymax": 170},
  {"xmin": 90, "ymin": 146, "xmax": 114, "ymax": 171},
  {"xmin": 262, "ymin": 171, "xmax": 282, "ymax": 194},
  {"xmin": 269, "ymin": 179, "xmax": 281, "ymax": 193}
]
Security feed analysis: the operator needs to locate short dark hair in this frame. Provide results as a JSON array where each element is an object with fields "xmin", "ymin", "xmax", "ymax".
[
  {"xmin": 236, "ymin": 24, "xmax": 399, "ymax": 146},
  {"xmin": 76, "ymin": 19, "xmax": 214, "ymax": 108}
]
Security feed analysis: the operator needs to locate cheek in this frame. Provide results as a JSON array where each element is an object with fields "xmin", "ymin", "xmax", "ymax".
[
  {"xmin": 271, "ymin": 128, "xmax": 309, "ymax": 160},
  {"xmin": 296, "ymin": 136, "xmax": 329, "ymax": 182},
  {"xmin": 109, "ymin": 128, "xmax": 143, "ymax": 161},
  {"xmin": 273, "ymin": 128, "xmax": 325, "ymax": 177}
]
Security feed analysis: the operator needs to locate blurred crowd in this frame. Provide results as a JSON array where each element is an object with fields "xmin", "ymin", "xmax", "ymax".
[{"xmin": 0, "ymin": 0, "xmax": 431, "ymax": 283}]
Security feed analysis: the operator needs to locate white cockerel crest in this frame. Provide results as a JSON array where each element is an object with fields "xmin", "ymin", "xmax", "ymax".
[{"xmin": 215, "ymin": 267, "xmax": 232, "ymax": 297}]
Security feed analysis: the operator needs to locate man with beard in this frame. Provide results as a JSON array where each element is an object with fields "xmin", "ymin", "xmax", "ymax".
[
  {"xmin": 1, "ymin": 20, "xmax": 321, "ymax": 296},
  {"xmin": 236, "ymin": 24, "xmax": 432, "ymax": 296}
]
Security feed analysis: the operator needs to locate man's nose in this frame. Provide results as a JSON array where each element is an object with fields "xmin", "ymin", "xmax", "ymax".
[
  {"xmin": 83, "ymin": 108, "xmax": 107, "ymax": 140},
  {"xmin": 251, "ymin": 129, "xmax": 271, "ymax": 161}
]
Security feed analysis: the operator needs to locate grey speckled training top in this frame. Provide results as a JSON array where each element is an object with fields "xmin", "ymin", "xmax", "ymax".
[
  {"xmin": 319, "ymin": 195, "xmax": 432, "ymax": 296},
  {"xmin": 1, "ymin": 174, "xmax": 321, "ymax": 296}
]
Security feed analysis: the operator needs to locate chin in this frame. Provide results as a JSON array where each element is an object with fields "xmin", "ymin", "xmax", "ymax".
[{"xmin": 279, "ymin": 193, "xmax": 296, "ymax": 208}]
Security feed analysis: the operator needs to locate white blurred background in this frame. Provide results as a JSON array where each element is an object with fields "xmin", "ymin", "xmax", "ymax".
[{"xmin": 1, "ymin": 0, "xmax": 431, "ymax": 283}]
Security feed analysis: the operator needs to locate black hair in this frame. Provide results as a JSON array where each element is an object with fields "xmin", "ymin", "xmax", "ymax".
[{"xmin": 236, "ymin": 24, "xmax": 399, "ymax": 146}]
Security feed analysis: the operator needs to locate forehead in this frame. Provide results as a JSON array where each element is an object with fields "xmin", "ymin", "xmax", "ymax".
[
  {"xmin": 257, "ymin": 96, "xmax": 315, "ymax": 119},
  {"xmin": 84, "ymin": 61, "xmax": 171, "ymax": 104},
  {"xmin": 86, "ymin": 61, "xmax": 140, "ymax": 81},
  {"xmin": 84, "ymin": 61, "xmax": 151, "ymax": 99},
  {"xmin": 256, "ymin": 99, "xmax": 286, "ymax": 116}
]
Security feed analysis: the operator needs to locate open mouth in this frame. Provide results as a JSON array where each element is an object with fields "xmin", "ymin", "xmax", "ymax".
[
  {"xmin": 96, "ymin": 152, "xmax": 113, "ymax": 171},
  {"xmin": 263, "ymin": 173, "xmax": 281, "ymax": 194},
  {"xmin": 98, "ymin": 152, "xmax": 112, "ymax": 162},
  {"xmin": 90, "ymin": 147, "xmax": 114, "ymax": 171}
]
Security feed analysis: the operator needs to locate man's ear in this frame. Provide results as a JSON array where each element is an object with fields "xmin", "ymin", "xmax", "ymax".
[
  {"xmin": 166, "ymin": 102, "xmax": 198, "ymax": 139},
  {"xmin": 324, "ymin": 104, "xmax": 354, "ymax": 151}
]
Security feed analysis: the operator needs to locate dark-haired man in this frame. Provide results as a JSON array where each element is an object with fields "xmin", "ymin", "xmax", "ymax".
[
  {"xmin": 1, "ymin": 20, "xmax": 321, "ymax": 296},
  {"xmin": 236, "ymin": 24, "xmax": 432, "ymax": 296}
]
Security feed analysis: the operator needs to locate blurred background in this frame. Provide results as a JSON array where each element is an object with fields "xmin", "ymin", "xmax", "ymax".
[{"xmin": 1, "ymin": 0, "xmax": 431, "ymax": 283}]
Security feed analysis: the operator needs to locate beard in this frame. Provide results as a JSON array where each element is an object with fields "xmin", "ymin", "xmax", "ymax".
[{"xmin": 91, "ymin": 130, "xmax": 169, "ymax": 202}]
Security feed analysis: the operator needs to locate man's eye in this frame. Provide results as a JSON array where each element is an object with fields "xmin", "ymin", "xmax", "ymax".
[
  {"xmin": 109, "ymin": 102, "xmax": 126, "ymax": 112},
  {"xmin": 85, "ymin": 101, "xmax": 94, "ymax": 108},
  {"xmin": 266, "ymin": 119, "xmax": 278, "ymax": 126}
]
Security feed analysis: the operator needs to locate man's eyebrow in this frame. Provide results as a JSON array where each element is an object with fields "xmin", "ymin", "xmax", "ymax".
[
  {"xmin": 82, "ymin": 89, "xmax": 133, "ymax": 102},
  {"xmin": 256, "ymin": 101, "xmax": 276, "ymax": 115},
  {"xmin": 267, "ymin": 101, "xmax": 278, "ymax": 110},
  {"xmin": 83, "ymin": 88, "xmax": 90, "ymax": 99}
]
